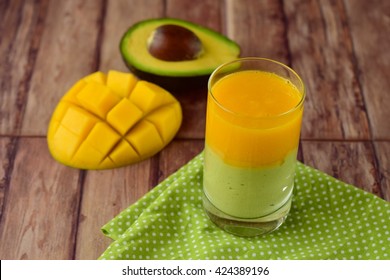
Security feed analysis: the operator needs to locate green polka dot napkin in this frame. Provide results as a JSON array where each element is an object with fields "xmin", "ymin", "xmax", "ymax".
[{"xmin": 99, "ymin": 153, "xmax": 390, "ymax": 260}]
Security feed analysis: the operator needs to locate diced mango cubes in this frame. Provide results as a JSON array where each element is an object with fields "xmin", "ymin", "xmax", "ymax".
[{"xmin": 47, "ymin": 71, "xmax": 182, "ymax": 169}]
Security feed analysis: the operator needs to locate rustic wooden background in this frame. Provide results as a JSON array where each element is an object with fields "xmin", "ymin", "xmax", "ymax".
[{"xmin": 0, "ymin": 0, "xmax": 389, "ymax": 259}]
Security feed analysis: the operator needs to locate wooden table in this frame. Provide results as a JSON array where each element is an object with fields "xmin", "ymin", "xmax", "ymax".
[{"xmin": 0, "ymin": 0, "xmax": 389, "ymax": 260}]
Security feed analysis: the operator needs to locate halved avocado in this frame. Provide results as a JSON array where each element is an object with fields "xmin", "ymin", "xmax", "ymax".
[{"xmin": 120, "ymin": 18, "xmax": 240, "ymax": 91}]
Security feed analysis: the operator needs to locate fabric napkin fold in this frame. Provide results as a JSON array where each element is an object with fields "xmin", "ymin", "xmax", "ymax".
[{"xmin": 99, "ymin": 152, "xmax": 390, "ymax": 260}]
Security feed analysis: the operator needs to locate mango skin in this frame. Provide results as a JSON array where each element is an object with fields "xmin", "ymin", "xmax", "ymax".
[{"xmin": 47, "ymin": 70, "xmax": 182, "ymax": 170}]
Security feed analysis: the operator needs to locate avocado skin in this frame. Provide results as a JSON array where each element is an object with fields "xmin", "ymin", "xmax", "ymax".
[
  {"xmin": 125, "ymin": 63, "xmax": 209, "ymax": 92},
  {"xmin": 119, "ymin": 18, "xmax": 240, "ymax": 91}
]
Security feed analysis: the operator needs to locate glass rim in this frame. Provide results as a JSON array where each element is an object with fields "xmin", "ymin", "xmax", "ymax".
[{"xmin": 208, "ymin": 57, "xmax": 306, "ymax": 120}]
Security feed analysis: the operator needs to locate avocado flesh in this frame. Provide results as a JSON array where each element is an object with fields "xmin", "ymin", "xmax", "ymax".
[{"xmin": 120, "ymin": 18, "xmax": 240, "ymax": 78}]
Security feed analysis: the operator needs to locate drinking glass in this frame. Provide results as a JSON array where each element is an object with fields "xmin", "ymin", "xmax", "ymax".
[{"xmin": 202, "ymin": 57, "xmax": 305, "ymax": 236}]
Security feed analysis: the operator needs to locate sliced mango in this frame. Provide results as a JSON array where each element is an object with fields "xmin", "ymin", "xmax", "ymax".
[
  {"xmin": 125, "ymin": 120, "xmax": 163, "ymax": 158},
  {"xmin": 47, "ymin": 71, "xmax": 182, "ymax": 170},
  {"xmin": 83, "ymin": 71, "xmax": 106, "ymax": 84},
  {"xmin": 106, "ymin": 70, "xmax": 138, "ymax": 98}
]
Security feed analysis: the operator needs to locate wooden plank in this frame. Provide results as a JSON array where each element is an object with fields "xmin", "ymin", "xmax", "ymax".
[
  {"xmin": 284, "ymin": 0, "xmax": 370, "ymax": 140},
  {"xmin": 0, "ymin": 137, "xmax": 13, "ymax": 218},
  {"xmin": 100, "ymin": 0, "xmax": 221, "ymax": 140},
  {"xmin": 175, "ymin": 88, "xmax": 207, "ymax": 140},
  {"xmin": 166, "ymin": 0, "xmax": 225, "ymax": 139},
  {"xmin": 344, "ymin": 0, "xmax": 390, "ymax": 140},
  {"xmin": 167, "ymin": 0, "xmax": 222, "ymax": 30},
  {"xmin": 225, "ymin": 0, "xmax": 289, "ymax": 62},
  {"xmin": 0, "ymin": 138, "xmax": 81, "ymax": 259},
  {"xmin": 158, "ymin": 140, "xmax": 204, "ymax": 182},
  {"xmin": 75, "ymin": 158, "xmax": 155, "ymax": 260},
  {"xmin": 74, "ymin": 0, "xmax": 165, "ymax": 260},
  {"xmin": 76, "ymin": 139, "xmax": 204, "ymax": 260},
  {"xmin": 0, "ymin": 0, "xmax": 48, "ymax": 135},
  {"xmin": 301, "ymin": 140, "xmax": 381, "ymax": 198},
  {"xmin": 21, "ymin": 0, "xmax": 104, "ymax": 136},
  {"xmin": 99, "ymin": 0, "xmax": 164, "ymax": 72},
  {"xmin": 374, "ymin": 141, "xmax": 390, "ymax": 202}
]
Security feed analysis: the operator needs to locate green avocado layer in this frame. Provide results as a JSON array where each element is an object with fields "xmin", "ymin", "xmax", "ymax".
[{"xmin": 203, "ymin": 144, "xmax": 297, "ymax": 219}]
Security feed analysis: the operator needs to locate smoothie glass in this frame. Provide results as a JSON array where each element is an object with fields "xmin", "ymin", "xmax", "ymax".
[{"xmin": 203, "ymin": 57, "xmax": 305, "ymax": 237}]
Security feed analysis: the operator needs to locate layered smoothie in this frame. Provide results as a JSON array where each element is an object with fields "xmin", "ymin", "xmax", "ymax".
[{"xmin": 203, "ymin": 69, "xmax": 304, "ymax": 221}]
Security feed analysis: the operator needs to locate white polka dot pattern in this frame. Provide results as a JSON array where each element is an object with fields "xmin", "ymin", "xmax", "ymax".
[{"xmin": 99, "ymin": 153, "xmax": 390, "ymax": 260}]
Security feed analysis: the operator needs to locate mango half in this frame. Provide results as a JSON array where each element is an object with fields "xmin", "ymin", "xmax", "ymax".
[{"xmin": 47, "ymin": 70, "xmax": 182, "ymax": 170}]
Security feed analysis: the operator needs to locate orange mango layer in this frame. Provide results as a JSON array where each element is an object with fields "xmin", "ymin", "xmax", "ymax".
[
  {"xmin": 206, "ymin": 70, "xmax": 303, "ymax": 167},
  {"xmin": 47, "ymin": 70, "xmax": 182, "ymax": 170}
]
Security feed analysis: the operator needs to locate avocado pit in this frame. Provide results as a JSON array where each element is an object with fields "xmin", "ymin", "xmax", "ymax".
[{"xmin": 147, "ymin": 24, "xmax": 203, "ymax": 61}]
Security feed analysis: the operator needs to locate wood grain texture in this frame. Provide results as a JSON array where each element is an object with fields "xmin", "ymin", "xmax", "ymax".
[
  {"xmin": 344, "ymin": 0, "xmax": 390, "ymax": 140},
  {"xmin": 167, "ymin": 0, "xmax": 222, "ymax": 31},
  {"xmin": 21, "ymin": 0, "xmax": 104, "ymax": 136},
  {"xmin": 0, "ymin": 0, "xmax": 48, "ymax": 135},
  {"xmin": 158, "ymin": 140, "xmax": 204, "ymax": 182},
  {"xmin": 0, "ymin": 137, "xmax": 13, "ymax": 218},
  {"xmin": 374, "ymin": 142, "xmax": 390, "ymax": 202},
  {"xmin": 165, "ymin": 0, "xmax": 225, "ymax": 139},
  {"xmin": 73, "ymin": 1, "xmax": 166, "ymax": 260},
  {"xmin": 76, "ymin": 140, "xmax": 204, "ymax": 260},
  {"xmin": 99, "ymin": 0, "xmax": 164, "ymax": 72},
  {"xmin": 175, "ymin": 88, "xmax": 207, "ymax": 139},
  {"xmin": 284, "ymin": 0, "xmax": 370, "ymax": 140},
  {"xmin": 226, "ymin": 0, "xmax": 288, "ymax": 62},
  {"xmin": 302, "ymin": 141, "xmax": 380, "ymax": 197},
  {"xmin": 0, "ymin": 138, "xmax": 81, "ymax": 259},
  {"xmin": 75, "ymin": 158, "xmax": 156, "ymax": 260},
  {"xmin": 0, "ymin": 0, "xmax": 389, "ymax": 261}
]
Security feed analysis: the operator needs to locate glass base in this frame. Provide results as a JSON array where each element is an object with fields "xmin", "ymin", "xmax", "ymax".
[{"xmin": 202, "ymin": 192, "xmax": 292, "ymax": 237}]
